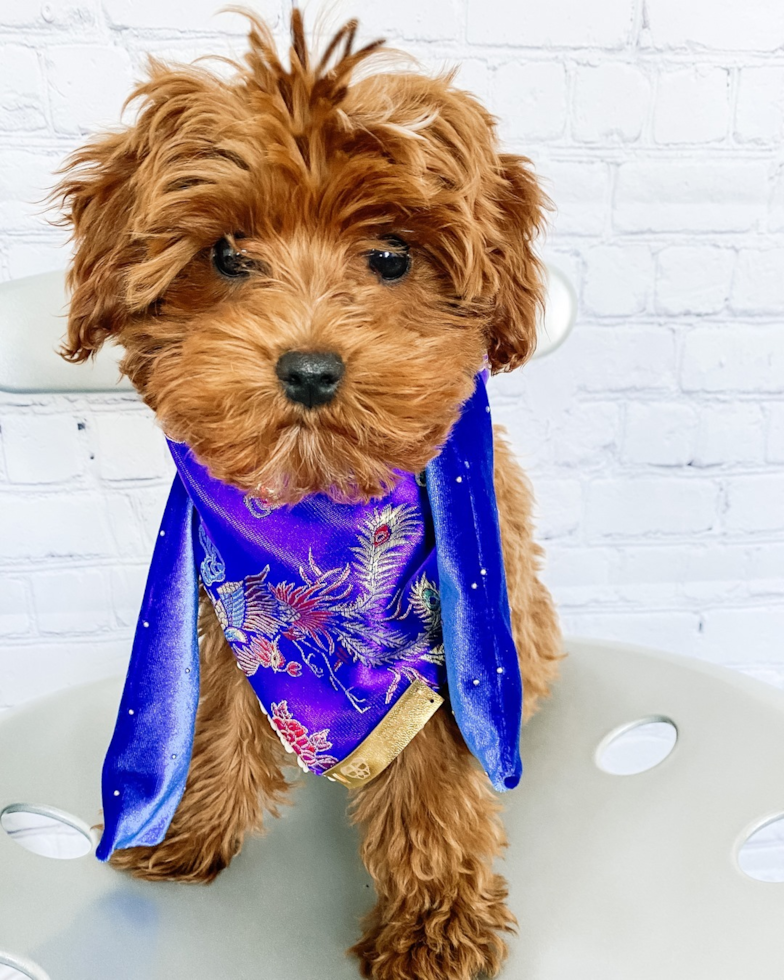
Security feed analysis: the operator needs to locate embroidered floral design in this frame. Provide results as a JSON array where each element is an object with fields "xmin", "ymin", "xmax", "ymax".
[
  {"xmin": 270, "ymin": 700, "xmax": 338, "ymax": 772},
  {"xmin": 198, "ymin": 525, "xmax": 225, "ymax": 586},
  {"xmin": 200, "ymin": 503, "xmax": 443, "ymax": 710}
]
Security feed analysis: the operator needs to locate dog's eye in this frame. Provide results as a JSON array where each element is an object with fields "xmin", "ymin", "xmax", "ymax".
[
  {"xmin": 367, "ymin": 237, "xmax": 411, "ymax": 282},
  {"xmin": 212, "ymin": 237, "xmax": 256, "ymax": 279}
]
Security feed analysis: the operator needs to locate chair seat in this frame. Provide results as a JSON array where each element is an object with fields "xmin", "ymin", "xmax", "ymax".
[{"xmin": 1, "ymin": 637, "xmax": 783, "ymax": 979}]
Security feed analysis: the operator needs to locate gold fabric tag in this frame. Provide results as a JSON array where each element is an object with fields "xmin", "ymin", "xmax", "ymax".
[{"xmin": 323, "ymin": 680, "xmax": 443, "ymax": 788}]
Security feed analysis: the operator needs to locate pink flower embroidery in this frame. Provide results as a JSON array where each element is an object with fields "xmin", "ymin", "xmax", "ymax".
[{"xmin": 270, "ymin": 700, "xmax": 338, "ymax": 772}]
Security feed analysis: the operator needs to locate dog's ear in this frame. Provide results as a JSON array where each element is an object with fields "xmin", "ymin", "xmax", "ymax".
[
  {"xmin": 484, "ymin": 153, "xmax": 549, "ymax": 373},
  {"xmin": 352, "ymin": 75, "xmax": 550, "ymax": 374},
  {"xmin": 53, "ymin": 131, "xmax": 142, "ymax": 363},
  {"xmin": 53, "ymin": 62, "xmax": 223, "ymax": 364}
]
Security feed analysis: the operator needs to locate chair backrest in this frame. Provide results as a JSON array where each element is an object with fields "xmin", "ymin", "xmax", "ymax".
[{"xmin": 0, "ymin": 264, "xmax": 577, "ymax": 393}]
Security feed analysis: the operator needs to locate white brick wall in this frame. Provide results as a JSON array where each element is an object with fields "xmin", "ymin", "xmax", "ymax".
[{"xmin": 0, "ymin": 0, "xmax": 783, "ymax": 713}]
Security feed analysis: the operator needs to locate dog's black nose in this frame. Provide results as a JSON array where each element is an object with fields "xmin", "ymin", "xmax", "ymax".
[{"xmin": 276, "ymin": 350, "xmax": 345, "ymax": 408}]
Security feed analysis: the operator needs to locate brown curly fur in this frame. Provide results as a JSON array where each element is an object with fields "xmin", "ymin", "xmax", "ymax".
[{"xmin": 55, "ymin": 9, "xmax": 562, "ymax": 979}]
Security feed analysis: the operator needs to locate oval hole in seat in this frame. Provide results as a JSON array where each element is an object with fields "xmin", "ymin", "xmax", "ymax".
[
  {"xmin": 596, "ymin": 717, "xmax": 678, "ymax": 775},
  {"xmin": 738, "ymin": 815, "xmax": 784, "ymax": 883},
  {"xmin": 1, "ymin": 804, "xmax": 93, "ymax": 860},
  {"xmin": 0, "ymin": 951, "xmax": 50, "ymax": 980}
]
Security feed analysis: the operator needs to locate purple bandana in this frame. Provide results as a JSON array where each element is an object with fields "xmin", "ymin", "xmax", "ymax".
[
  {"xmin": 96, "ymin": 373, "xmax": 523, "ymax": 860},
  {"xmin": 180, "ymin": 444, "xmax": 446, "ymax": 777}
]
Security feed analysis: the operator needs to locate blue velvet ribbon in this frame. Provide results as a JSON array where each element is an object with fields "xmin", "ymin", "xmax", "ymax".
[
  {"xmin": 427, "ymin": 376, "xmax": 523, "ymax": 791},
  {"xmin": 96, "ymin": 476, "xmax": 200, "ymax": 859},
  {"xmin": 96, "ymin": 373, "xmax": 522, "ymax": 861}
]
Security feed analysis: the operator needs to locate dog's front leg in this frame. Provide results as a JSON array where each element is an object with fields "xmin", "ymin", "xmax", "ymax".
[
  {"xmin": 348, "ymin": 709, "xmax": 515, "ymax": 980},
  {"xmin": 108, "ymin": 596, "xmax": 290, "ymax": 882}
]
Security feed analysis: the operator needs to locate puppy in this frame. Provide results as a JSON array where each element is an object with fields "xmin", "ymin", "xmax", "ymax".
[{"xmin": 55, "ymin": 10, "xmax": 561, "ymax": 980}]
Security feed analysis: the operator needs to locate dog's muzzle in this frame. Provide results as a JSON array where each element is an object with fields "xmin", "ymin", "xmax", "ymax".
[{"xmin": 276, "ymin": 350, "xmax": 345, "ymax": 408}]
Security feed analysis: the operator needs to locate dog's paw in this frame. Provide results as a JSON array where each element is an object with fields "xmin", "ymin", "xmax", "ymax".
[
  {"xmin": 351, "ymin": 882, "xmax": 515, "ymax": 980},
  {"xmin": 108, "ymin": 835, "xmax": 237, "ymax": 884}
]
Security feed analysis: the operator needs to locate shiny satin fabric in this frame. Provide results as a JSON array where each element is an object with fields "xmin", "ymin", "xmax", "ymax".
[
  {"xmin": 96, "ymin": 373, "xmax": 522, "ymax": 861},
  {"xmin": 180, "ymin": 443, "xmax": 448, "ymax": 777}
]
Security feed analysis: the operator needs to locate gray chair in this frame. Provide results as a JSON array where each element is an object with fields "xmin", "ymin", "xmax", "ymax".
[{"xmin": 1, "ymin": 639, "xmax": 784, "ymax": 979}]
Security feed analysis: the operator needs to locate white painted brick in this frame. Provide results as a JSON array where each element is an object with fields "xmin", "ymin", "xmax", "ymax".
[
  {"xmin": 623, "ymin": 402, "xmax": 696, "ymax": 466},
  {"xmin": 0, "ymin": 149, "xmax": 61, "ymax": 234},
  {"xmin": 725, "ymin": 475, "xmax": 784, "ymax": 533},
  {"xmin": 615, "ymin": 544, "xmax": 747, "ymax": 604},
  {"xmin": 467, "ymin": 0, "xmax": 634, "ymax": 48},
  {"xmin": 92, "ymin": 411, "xmax": 167, "ymax": 481},
  {"xmin": 681, "ymin": 326, "xmax": 784, "ymax": 393},
  {"xmin": 747, "ymin": 544, "xmax": 784, "ymax": 596},
  {"xmin": 549, "ymin": 402, "xmax": 620, "ymax": 467},
  {"xmin": 562, "ymin": 610, "xmax": 702, "ymax": 658},
  {"xmin": 540, "ymin": 545, "xmax": 617, "ymax": 607},
  {"xmin": 1, "ymin": 414, "xmax": 82, "ymax": 483},
  {"xmin": 681, "ymin": 546, "xmax": 749, "ymax": 601},
  {"xmin": 31, "ymin": 567, "xmax": 111, "ymax": 633},
  {"xmin": 358, "ymin": 0, "xmax": 461, "ymax": 42},
  {"xmin": 46, "ymin": 45, "xmax": 134, "ymax": 135},
  {"xmin": 693, "ymin": 404, "xmax": 765, "ymax": 467},
  {"xmin": 110, "ymin": 565, "xmax": 147, "ymax": 629},
  {"xmin": 735, "ymin": 68, "xmax": 784, "ymax": 144},
  {"xmin": 102, "ymin": 0, "xmax": 261, "ymax": 32},
  {"xmin": 586, "ymin": 478, "xmax": 718, "ymax": 537},
  {"xmin": 495, "ymin": 62, "xmax": 568, "ymax": 142},
  {"xmin": 583, "ymin": 245, "xmax": 653, "ymax": 316},
  {"xmin": 0, "ymin": 0, "xmax": 97, "ymax": 29},
  {"xmin": 0, "ymin": 46, "xmax": 46, "ymax": 132},
  {"xmin": 572, "ymin": 63, "xmax": 650, "ymax": 143},
  {"xmin": 614, "ymin": 161, "xmax": 769, "ymax": 233},
  {"xmin": 0, "ymin": 578, "xmax": 30, "ymax": 636},
  {"xmin": 646, "ymin": 0, "xmax": 784, "ymax": 52},
  {"xmin": 105, "ymin": 492, "xmax": 148, "ymax": 559},
  {"xmin": 539, "ymin": 160, "xmax": 610, "ymax": 236},
  {"xmin": 615, "ymin": 546, "xmax": 686, "ymax": 603},
  {"xmin": 454, "ymin": 59, "xmax": 493, "ymax": 107},
  {"xmin": 135, "ymin": 484, "xmax": 172, "ymax": 548},
  {"xmin": 569, "ymin": 326, "xmax": 676, "ymax": 392},
  {"xmin": 700, "ymin": 607, "xmax": 784, "ymax": 664},
  {"xmin": 772, "ymin": 168, "xmax": 784, "ymax": 233},
  {"xmin": 125, "ymin": 36, "xmax": 242, "ymax": 79},
  {"xmin": 493, "ymin": 402, "xmax": 551, "ymax": 470},
  {"xmin": 655, "ymin": 246, "xmax": 734, "ymax": 316},
  {"xmin": 731, "ymin": 249, "xmax": 784, "ymax": 315},
  {"xmin": 767, "ymin": 405, "xmax": 784, "ymax": 464},
  {"xmin": 516, "ymin": 342, "xmax": 582, "ymax": 417},
  {"xmin": 0, "ymin": 495, "xmax": 113, "ymax": 559},
  {"xmin": 654, "ymin": 68, "xmax": 730, "ymax": 144},
  {"xmin": 531, "ymin": 478, "xmax": 582, "ymax": 540}
]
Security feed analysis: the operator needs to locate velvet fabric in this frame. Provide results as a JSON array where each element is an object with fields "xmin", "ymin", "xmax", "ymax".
[
  {"xmin": 96, "ymin": 476, "xmax": 199, "ymax": 859},
  {"xmin": 97, "ymin": 373, "xmax": 522, "ymax": 861}
]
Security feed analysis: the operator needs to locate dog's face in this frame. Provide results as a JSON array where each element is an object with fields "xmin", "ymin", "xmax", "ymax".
[{"xmin": 56, "ymin": 11, "xmax": 547, "ymax": 504}]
